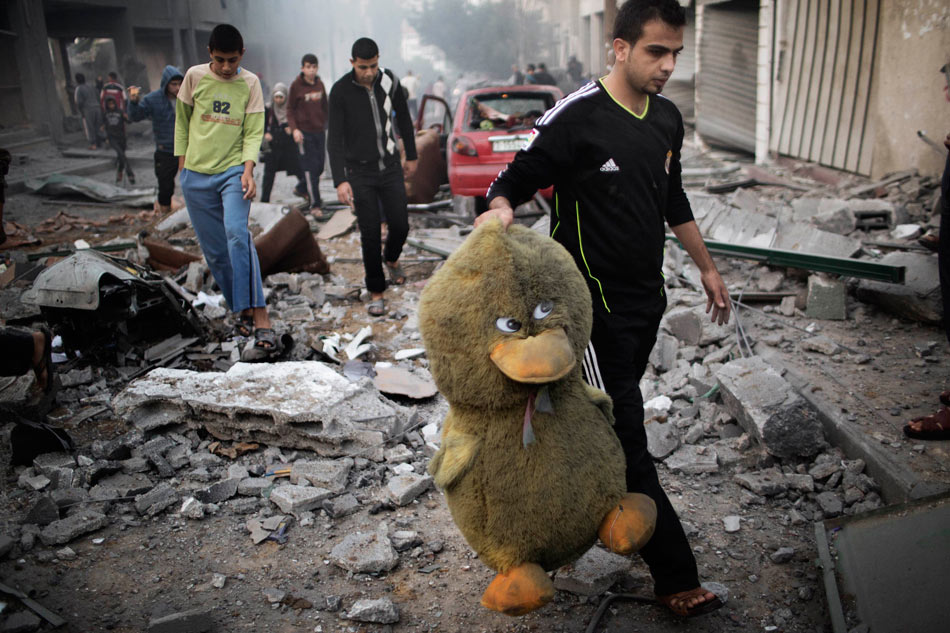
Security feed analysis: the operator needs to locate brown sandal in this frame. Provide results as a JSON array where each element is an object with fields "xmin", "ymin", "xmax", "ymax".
[
  {"xmin": 657, "ymin": 587, "xmax": 724, "ymax": 618},
  {"xmin": 904, "ymin": 407, "xmax": 950, "ymax": 440}
]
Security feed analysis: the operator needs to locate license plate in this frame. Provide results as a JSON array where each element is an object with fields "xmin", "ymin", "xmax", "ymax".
[{"xmin": 490, "ymin": 135, "xmax": 530, "ymax": 153}]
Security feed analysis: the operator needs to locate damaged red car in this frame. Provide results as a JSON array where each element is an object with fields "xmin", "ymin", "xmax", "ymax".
[{"xmin": 447, "ymin": 84, "xmax": 563, "ymax": 213}]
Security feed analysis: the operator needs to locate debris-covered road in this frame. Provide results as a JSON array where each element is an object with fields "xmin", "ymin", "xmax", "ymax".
[{"xmin": 1, "ymin": 130, "xmax": 948, "ymax": 633}]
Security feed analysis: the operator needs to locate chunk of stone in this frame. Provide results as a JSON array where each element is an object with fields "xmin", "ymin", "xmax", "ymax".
[
  {"xmin": 384, "ymin": 444, "xmax": 415, "ymax": 464},
  {"xmin": 180, "ymin": 497, "xmax": 205, "ymax": 519},
  {"xmin": 734, "ymin": 468, "xmax": 788, "ymax": 496},
  {"xmin": 269, "ymin": 484, "xmax": 331, "ymax": 514},
  {"xmin": 112, "ymin": 362, "xmax": 402, "ymax": 457},
  {"xmin": 20, "ymin": 473, "xmax": 50, "ymax": 491},
  {"xmin": 553, "ymin": 546, "xmax": 632, "ymax": 596},
  {"xmin": 816, "ymin": 491, "xmax": 843, "ymax": 518},
  {"xmin": 779, "ymin": 296, "xmax": 796, "ymax": 316},
  {"xmin": 757, "ymin": 270, "xmax": 785, "ymax": 292},
  {"xmin": 801, "ymin": 335, "xmax": 840, "ymax": 355},
  {"xmin": 194, "ymin": 478, "xmax": 239, "ymax": 504},
  {"xmin": 785, "ymin": 473, "xmax": 815, "ymax": 493},
  {"xmin": 329, "ymin": 525, "xmax": 398, "ymax": 573},
  {"xmin": 806, "ymin": 275, "xmax": 847, "ymax": 321},
  {"xmin": 645, "ymin": 419, "xmax": 680, "ymax": 460},
  {"xmin": 91, "ymin": 472, "xmax": 154, "ymax": 499},
  {"xmin": 1, "ymin": 611, "xmax": 42, "ymax": 633},
  {"xmin": 723, "ymin": 515, "xmax": 741, "ymax": 533},
  {"xmin": 857, "ymin": 252, "xmax": 941, "ymax": 324},
  {"xmin": 664, "ymin": 445, "xmax": 719, "ymax": 474},
  {"xmin": 323, "ymin": 493, "xmax": 361, "ymax": 518},
  {"xmin": 661, "ymin": 306, "xmax": 731, "ymax": 346},
  {"xmin": 716, "ymin": 357, "xmax": 824, "ymax": 458},
  {"xmin": 26, "ymin": 495, "xmax": 60, "ymax": 526},
  {"xmin": 147, "ymin": 608, "xmax": 212, "ymax": 633},
  {"xmin": 809, "ymin": 461, "xmax": 840, "ymax": 479},
  {"xmin": 238, "ymin": 477, "xmax": 271, "ymax": 496},
  {"xmin": 386, "ymin": 473, "xmax": 432, "ymax": 506},
  {"xmin": 811, "ymin": 203, "xmax": 857, "ymax": 235},
  {"xmin": 649, "ymin": 333, "xmax": 679, "ymax": 373},
  {"xmin": 344, "ymin": 597, "xmax": 400, "ymax": 624},
  {"xmin": 290, "ymin": 458, "xmax": 352, "ymax": 493},
  {"xmin": 390, "ymin": 530, "xmax": 423, "ymax": 551},
  {"xmin": 40, "ymin": 509, "xmax": 108, "ymax": 545},
  {"xmin": 770, "ymin": 546, "xmax": 796, "ymax": 563},
  {"xmin": 891, "ymin": 224, "xmax": 921, "ymax": 240},
  {"xmin": 134, "ymin": 482, "xmax": 180, "ymax": 516}
]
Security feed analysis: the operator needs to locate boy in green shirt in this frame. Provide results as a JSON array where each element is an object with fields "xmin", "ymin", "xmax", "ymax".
[{"xmin": 175, "ymin": 24, "xmax": 276, "ymax": 352}]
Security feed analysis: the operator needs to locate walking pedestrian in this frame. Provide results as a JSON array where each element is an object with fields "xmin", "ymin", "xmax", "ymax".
[
  {"xmin": 101, "ymin": 96, "xmax": 135, "ymax": 185},
  {"xmin": 478, "ymin": 0, "xmax": 728, "ymax": 618},
  {"xmin": 74, "ymin": 73, "xmax": 103, "ymax": 149},
  {"xmin": 128, "ymin": 65, "xmax": 184, "ymax": 213},
  {"xmin": 327, "ymin": 37, "xmax": 416, "ymax": 317},
  {"xmin": 287, "ymin": 53, "xmax": 329, "ymax": 218},
  {"xmin": 260, "ymin": 82, "xmax": 308, "ymax": 203}
]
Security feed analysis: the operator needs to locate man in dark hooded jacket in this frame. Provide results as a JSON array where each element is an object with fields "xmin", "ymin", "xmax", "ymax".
[{"xmin": 129, "ymin": 65, "xmax": 184, "ymax": 213}]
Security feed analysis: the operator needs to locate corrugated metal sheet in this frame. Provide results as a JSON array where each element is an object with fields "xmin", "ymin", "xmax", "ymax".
[
  {"xmin": 770, "ymin": 0, "xmax": 879, "ymax": 175},
  {"xmin": 696, "ymin": 0, "xmax": 759, "ymax": 153}
]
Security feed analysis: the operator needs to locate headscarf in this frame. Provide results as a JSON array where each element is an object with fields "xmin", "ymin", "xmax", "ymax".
[{"xmin": 270, "ymin": 82, "xmax": 288, "ymax": 125}]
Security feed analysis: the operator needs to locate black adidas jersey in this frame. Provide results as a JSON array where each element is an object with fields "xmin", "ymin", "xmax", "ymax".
[{"xmin": 487, "ymin": 79, "xmax": 693, "ymax": 313}]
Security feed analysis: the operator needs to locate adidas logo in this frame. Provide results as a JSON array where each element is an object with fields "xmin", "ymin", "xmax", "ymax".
[{"xmin": 600, "ymin": 158, "xmax": 619, "ymax": 172}]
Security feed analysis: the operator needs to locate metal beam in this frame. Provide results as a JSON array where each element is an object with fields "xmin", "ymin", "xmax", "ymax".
[{"xmin": 666, "ymin": 235, "xmax": 906, "ymax": 284}]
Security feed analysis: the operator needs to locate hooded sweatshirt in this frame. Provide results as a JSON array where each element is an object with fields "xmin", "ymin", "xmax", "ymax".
[
  {"xmin": 129, "ymin": 65, "xmax": 184, "ymax": 153},
  {"xmin": 287, "ymin": 72, "xmax": 328, "ymax": 134}
]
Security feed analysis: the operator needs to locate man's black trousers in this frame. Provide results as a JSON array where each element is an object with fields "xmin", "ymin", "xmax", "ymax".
[
  {"xmin": 154, "ymin": 151, "xmax": 178, "ymax": 207},
  {"xmin": 1, "ymin": 328, "xmax": 34, "ymax": 376},
  {"xmin": 583, "ymin": 300, "xmax": 700, "ymax": 596},
  {"xmin": 348, "ymin": 162, "xmax": 408, "ymax": 294}
]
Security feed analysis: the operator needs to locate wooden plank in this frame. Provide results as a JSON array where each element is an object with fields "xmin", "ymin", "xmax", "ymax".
[
  {"xmin": 800, "ymin": 0, "xmax": 830, "ymax": 160},
  {"xmin": 778, "ymin": 0, "xmax": 806, "ymax": 155},
  {"xmin": 811, "ymin": 0, "xmax": 842, "ymax": 164},
  {"xmin": 789, "ymin": 0, "xmax": 818, "ymax": 158},
  {"xmin": 833, "ymin": 0, "xmax": 866, "ymax": 168},
  {"xmin": 848, "ymin": 0, "xmax": 880, "ymax": 175},
  {"xmin": 822, "ymin": 0, "xmax": 854, "ymax": 167}
]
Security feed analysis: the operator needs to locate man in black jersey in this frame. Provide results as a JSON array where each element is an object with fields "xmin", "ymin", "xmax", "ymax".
[{"xmin": 479, "ymin": 0, "xmax": 729, "ymax": 618}]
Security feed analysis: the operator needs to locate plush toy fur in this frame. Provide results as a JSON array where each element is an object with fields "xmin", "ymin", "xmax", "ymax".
[{"xmin": 420, "ymin": 220, "xmax": 655, "ymax": 615}]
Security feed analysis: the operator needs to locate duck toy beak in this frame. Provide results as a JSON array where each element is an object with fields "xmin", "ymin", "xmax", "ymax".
[{"xmin": 490, "ymin": 328, "xmax": 576, "ymax": 384}]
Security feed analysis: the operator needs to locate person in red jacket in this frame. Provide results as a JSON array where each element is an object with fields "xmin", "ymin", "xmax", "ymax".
[{"xmin": 287, "ymin": 53, "xmax": 329, "ymax": 218}]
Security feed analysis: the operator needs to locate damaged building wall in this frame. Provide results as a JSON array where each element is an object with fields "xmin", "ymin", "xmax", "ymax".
[{"xmin": 868, "ymin": 0, "xmax": 950, "ymax": 181}]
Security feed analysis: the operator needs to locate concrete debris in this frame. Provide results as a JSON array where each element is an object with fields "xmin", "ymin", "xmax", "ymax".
[
  {"xmin": 344, "ymin": 597, "xmax": 400, "ymax": 624},
  {"xmin": 269, "ymin": 484, "xmax": 331, "ymax": 514},
  {"xmin": 290, "ymin": 458, "xmax": 352, "ymax": 493},
  {"xmin": 857, "ymin": 252, "xmax": 941, "ymax": 324},
  {"xmin": 757, "ymin": 270, "xmax": 785, "ymax": 292},
  {"xmin": 734, "ymin": 468, "xmax": 789, "ymax": 497},
  {"xmin": 661, "ymin": 305, "xmax": 731, "ymax": 346},
  {"xmin": 664, "ymin": 445, "xmax": 719, "ymax": 474},
  {"xmin": 112, "ymin": 362, "xmax": 403, "ymax": 457},
  {"xmin": 179, "ymin": 497, "xmax": 205, "ymax": 519},
  {"xmin": 770, "ymin": 547, "xmax": 796, "ymax": 563},
  {"xmin": 723, "ymin": 515, "xmax": 741, "ymax": 533},
  {"xmin": 891, "ymin": 224, "xmax": 922, "ymax": 240},
  {"xmin": 1, "ymin": 612, "xmax": 42, "ymax": 633},
  {"xmin": 134, "ymin": 481, "xmax": 180, "ymax": 516},
  {"xmin": 39, "ymin": 509, "xmax": 108, "ymax": 546},
  {"xmin": 373, "ymin": 365, "xmax": 438, "ymax": 399},
  {"xmin": 553, "ymin": 546, "xmax": 632, "ymax": 596},
  {"xmin": 193, "ymin": 478, "xmax": 238, "ymax": 504},
  {"xmin": 323, "ymin": 493, "xmax": 361, "ymax": 519},
  {"xmin": 644, "ymin": 419, "xmax": 680, "ymax": 460},
  {"xmin": 649, "ymin": 333, "xmax": 680, "ymax": 373},
  {"xmin": 329, "ymin": 524, "xmax": 398, "ymax": 573},
  {"xmin": 805, "ymin": 275, "xmax": 847, "ymax": 321},
  {"xmin": 716, "ymin": 357, "xmax": 825, "ymax": 458},
  {"xmin": 800, "ymin": 335, "xmax": 841, "ymax": 355},
  {"xmin": 390, "ymin": 530, "xmax": 423, "ymax": 551},
  {"xmin": 815, "ymin": 491, "xmax": 843, "ymax": 518},
  {"xmin": 386, "ymin": 473, "xmax": 432, "ymax": 506}
]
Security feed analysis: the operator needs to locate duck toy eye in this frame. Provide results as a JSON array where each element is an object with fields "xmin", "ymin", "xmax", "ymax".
[
  {"xmin": 495, "ymin": 317, "xmax": 522, "ymax": 333},
  {"xmin": 533, "ymin": 300, "xmax": 554, "ymax": 320}
]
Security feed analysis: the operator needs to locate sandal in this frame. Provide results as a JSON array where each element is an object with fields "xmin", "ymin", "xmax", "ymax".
[
  {"xmin": 657, "ymin": 587, "xmax": 724, "ymax": 618},
  {"xmin": 254, "ymin": 327, "xmax": 278, "ymax": 352},
  {"xmin": 233, "ymin": 314, "xmax": 254, "ymax": 338},
  {"xmin": 33, "ymin": 326, "xmax": 54, "ymax": 394},
  {"xmin": 903, "ymin": 407, "xmax": 950, "ymax": 440},
  {"xmin": 385, "ymin": 261, "xmax": 406, "ymax": 285},
  {"xmin": 367, "ymin": 298, "xmax": 386, "ymax": 317}
]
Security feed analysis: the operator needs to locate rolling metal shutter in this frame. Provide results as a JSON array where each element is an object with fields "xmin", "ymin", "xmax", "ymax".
[
  {"xmin": 770, "ymin": 0, "xmax": 879, "ymax": 175},
  {"xmin": 696, "ymin": 0, "xmax": 759, "ymax": 153}
]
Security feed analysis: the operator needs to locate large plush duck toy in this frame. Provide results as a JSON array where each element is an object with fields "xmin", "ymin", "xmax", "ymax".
[{"xmin": 419, "ymin": 220, "xmax": 657, "ymax": 616}]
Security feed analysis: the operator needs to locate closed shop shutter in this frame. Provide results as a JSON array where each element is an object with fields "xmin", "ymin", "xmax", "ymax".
[{"xmin": 696, "ymin": 0, "xmax": 759, "ymax": 153}]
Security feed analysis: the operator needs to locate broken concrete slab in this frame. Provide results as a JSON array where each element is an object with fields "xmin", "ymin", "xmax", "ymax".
[
  {"xmin": 373, "ymin": 366, "xmax": 438, "ymax": 399},
  {"xmin": 644, "ymin": 419, "xmax": 680, "ymax": 460},
  {"xmin": 112, "ymin": 362, "xmax": 403, "ymax": 458},
  {"xmin": 664, "ymin": 445, "xmax": 719, "ymax": 474},
  {"xmin": 134, "ymin": 482, "xmax": 180, "ymax": 516},
  {"xmin": 553, "ymin": 546, "xmax": 631, "ymax": 596},
  {"xmin": 734, "ymin": 468, "xmax": 789, "ymax": 496},
  {"xmin": 649, "ymin": 333, "xmax": 679, "ymax": 373},
  {"xmin": 806, "ymin": 275, "xmax": 847, "ymax": 321},
  {"xmin": 716, "ymin": 357, "xmax": 824, "ymax": 459},
  {"xmin": 193, "ymin": 478, "xmax": 239, "ymax": 504},
  {"xmin": 269, "ymin": 484, "xmax": 331, "ymax": 514},
  {"xmin": 344, "ymin": 597, "xmax": 400, "ymax": 624},
  {"xmin": 386, "ymin": 473, "xmax": 432, "ymax": 506},
  {"xmin": 801, "ymin": 335, "xmax": 840, "ymax": 356},
  {"xmin": 329, "ymin": 525, "xmax": 398, "ymax": 573},
  {"xmin": 323, "ymin": 493, "xmax": 361, "ymax": 519},
  {"xmin": 290, "ymin": 458, "xmax": 352, "ymax": 493},
  {"xmin": 857, "ymin": 252, "xmax": 941, "ymax": 324},
  {"xmin": 39, "ymin": 509, "xmax": 108, "ymax": 546},
  {"xmin": 661, "ymin": 305, "xmax": 732, "ymax": 347}
]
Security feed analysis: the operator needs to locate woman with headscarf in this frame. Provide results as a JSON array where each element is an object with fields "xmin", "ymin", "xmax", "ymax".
[{"xmin": 260, "ymin": 82, "xmax": 308, "ymax": 203}]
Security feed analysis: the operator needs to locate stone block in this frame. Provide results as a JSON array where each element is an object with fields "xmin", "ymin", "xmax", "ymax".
[
  {"xmin": 661, "ymin": 306, "xmax": 731, "ymax": 347},
  {"xmin": 269, "ymin": 484, "xmax": 331, "ymax": 514},
  {"xmin": 237, "ymin": 477, "xmax": 271, "ymax": 496},
  {"xmin": 553, "ymin": 546, "xmax": 631, "ymax": 596},
  {"xmin": 644, "ymin": 419, "xmax": 679, "ymax": 460},
  {"xmin": 344, "ymin": 597, "xmax": 400, "ymax": 624},
  {"xmin": 664, "ymin": 445, "xmax": 718, "ymax": 474},
  {"xmin": 390, "ymin": 530, "xmax": 423, "ymax": 551},
  {"xmin": 290, "ymin": 458, "xmax": 352, "ymax": 493},
  {"xmin": 329, "ymin": 525, "xmax": 398, "ymax": 573},
  {"xmin": 323, "ymin": 493, "xmax": 361, "ymax": 518},
  {"xmin": 40, "ymin": 510, "xmax": 108, "ymax": 546},
  {"xmin": 716, "ymin": 357, "xmax": 824, "ymax": 459},
  {"xmin": 857, "ymin": 252, "xmax": 941, "ymax": 324},
  {"xmin": 90, "ymin": 472, "xmax": 154, "ymax": 499},
  {"xmin": 386, "ymin": 473, "xmax": 432, "ymax": 506},
  {"xmin": 649, "ymin": 333, "xmax": 679, "ymax": 373},
  {"xmin": 194, "ymin": 478, "xmax": 239, "ymax": 504},
  {"xmin": 811, "ymin": 201, "xmax": 857, "ymax": 234},
  {"xmin": 134, "ymin": 482, "xmax": 180, "ymax": 516},
  {"xmin": 801, "ymin": 335, "xmax": 840, "ymax": 355},
  {"xmin": 805, "ymin": 275, "xmax": 846, "ymax": 320},
  {"xmin": 734, "ymin": 468, "xmax": 788, "ymax": 496},
  {"xmin": 112, "ymin": 362, "xmax": 402, "ymax": 457},
  {"xmin": 147, "ymin": 609, "xmax": 213, "ymax": 633}
]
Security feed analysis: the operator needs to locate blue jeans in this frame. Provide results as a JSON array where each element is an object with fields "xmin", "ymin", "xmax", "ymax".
[
  {"xmin": 180, "ymin": 165, "xmax": 265, "ymax": 313},
  {"xmin": 300, "ymin": 130, "xmax": 326, "ymax": 208}
]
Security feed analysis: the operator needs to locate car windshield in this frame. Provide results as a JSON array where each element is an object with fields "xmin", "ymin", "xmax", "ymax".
[{"xmin": 467, "ymin": 92, "xmax": 555, "ymax": 131}]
